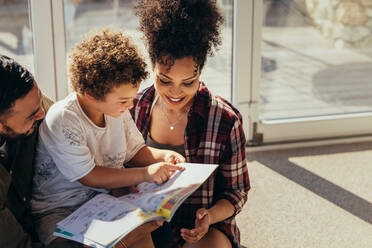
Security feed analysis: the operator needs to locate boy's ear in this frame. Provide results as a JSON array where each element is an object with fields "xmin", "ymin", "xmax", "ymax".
[{"xmin": 84, "ymin": 92, "xmax": 98, "ymax": 103}]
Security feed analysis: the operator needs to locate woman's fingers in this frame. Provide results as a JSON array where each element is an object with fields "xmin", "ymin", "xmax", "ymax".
[
  {"xmin": 196, "ymin": 208, "xmax": 208, "ymax": 220},
  {"xmin": 181, "ymin": 227, "xmax": 207, "ymax": 243},
  {"xmin": 165, "ymin": 151, "xmax": 185, "ymax": 164},
  {"xmin": 180, "ymin": 228, "xmax": 200, "ymax": 243},
  {"xmin": 181, "ymin": 233, "xmax": 199, "ymax": 243},
  {"xmin": 181, "ymin": 208, "xmax": 211, "ymax": 243},
  {"xmin": 166, "ymin": 163, "xmax": 185, "ymax": 172},
  {"xmin": 175, "ymin": 155, "xmax": 186, "ymax": 163}
]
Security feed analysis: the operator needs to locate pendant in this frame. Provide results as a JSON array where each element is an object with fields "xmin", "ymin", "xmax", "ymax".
[{"xmin": 170, "ymin": 126, "xmax": 175, "ymax": 130}]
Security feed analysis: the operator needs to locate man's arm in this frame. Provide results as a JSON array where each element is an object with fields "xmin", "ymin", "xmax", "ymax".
[
  {"xmin": 0, "ymin": 166, "xmax": 32, "ymax": 248},
  {"xmin": 0, "ymin": 207, "xmax": 32, "ymax": 248}
]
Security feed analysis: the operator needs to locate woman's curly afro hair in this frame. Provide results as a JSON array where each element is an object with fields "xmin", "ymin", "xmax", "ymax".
[
  {"xmin": 135, "ymin": 0, "xmax": 224, "ymax": 70},
  {"xmin": 69, "ymin": 28, "xmax": 148, "ymax": 100}
]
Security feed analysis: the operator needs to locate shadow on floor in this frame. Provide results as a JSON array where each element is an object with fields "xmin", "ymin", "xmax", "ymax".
[{"xmin": 248, "ymin": 141, "xmax": 372, "ymax": 225}]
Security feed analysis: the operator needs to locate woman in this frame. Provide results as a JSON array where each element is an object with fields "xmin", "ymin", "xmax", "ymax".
[{"xmin": 131, "ymin": 0, "xmax": 250, "ymax": 247}]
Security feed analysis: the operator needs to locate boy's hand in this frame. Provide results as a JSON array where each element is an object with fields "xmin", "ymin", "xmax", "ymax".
[
  {"xmin": 164, "ymin": 150, "xmax": 185, "ymax": 164},
  {"xmin": 145, "ymin": 162, "xmax": 185, "ymax": 184}
]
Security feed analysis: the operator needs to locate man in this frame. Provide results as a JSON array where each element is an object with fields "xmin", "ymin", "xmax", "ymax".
[
  {"xmin": 0, "ymin": 55, "xmax": 50, "ymax": 247},
  {"xmin": 0, "ymin": 55, "xmax": 162, "ymax": 248}
]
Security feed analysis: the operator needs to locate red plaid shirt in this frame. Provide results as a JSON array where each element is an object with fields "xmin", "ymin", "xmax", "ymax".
[{"xmin": 130, "ymin": 84, "xmax": 250, "ymax": 248}]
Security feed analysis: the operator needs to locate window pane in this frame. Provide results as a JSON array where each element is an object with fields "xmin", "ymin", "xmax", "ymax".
[
  {"xmin": 201, "ymin": 0, "xmax": 233, "ymax": 101},
  {"xmin": 0, "ymin": 0, "xmax": 34, "ymax": 72},
  {"xmin": 261, "ymin": 0, "xmax": 372, "ymax": 120},
  {"xmin": 63, "ymin": 0, "xmax": 233, "ymax": 101}
]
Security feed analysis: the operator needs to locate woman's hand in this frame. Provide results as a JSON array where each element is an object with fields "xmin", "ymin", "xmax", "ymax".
[
  {"xmin": 145, "ymin": 162, "xmax": 185, "ymax": 184},
  {"xmin": 180, "ymin": 208, "xmax": 212, "ymax": 243},
  {"xmin": 163, "ymin": 150, "xmax": 185, "ymax": 164}
]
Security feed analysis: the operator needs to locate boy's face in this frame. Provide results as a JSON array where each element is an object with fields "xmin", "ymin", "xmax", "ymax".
[{"xmin": 97, "ymin": 83, "xmax": 139, "ymax": 118}]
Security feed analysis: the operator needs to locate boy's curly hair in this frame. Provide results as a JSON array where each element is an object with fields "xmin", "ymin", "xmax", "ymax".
[
  {"xmin": 135, "ymin": 0, "xmax": 224, "ymax": 70},
  {"xmin": 69, "ymin": 29, "xmax": 148, "ymax": 100}
]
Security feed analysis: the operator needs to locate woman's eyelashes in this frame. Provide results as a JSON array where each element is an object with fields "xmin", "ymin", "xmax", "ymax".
[
  {"xmin": 159, "ymin": 78, "xmax": 171, "ymax": 85},
  {"xmin": 183, "ymin": 80, "xmax": 195, "ymax": 87},
  {"xmin": 159, "ymin": 78, "xmax": 195, "ymax": 87}
]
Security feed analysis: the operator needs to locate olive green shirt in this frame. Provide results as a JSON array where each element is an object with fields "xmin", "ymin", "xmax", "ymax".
[{"xmin": 0, "ymin": 95, "xmax": 53, "ymax": 248}]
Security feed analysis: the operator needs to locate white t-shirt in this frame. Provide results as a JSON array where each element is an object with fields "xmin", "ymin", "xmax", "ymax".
[{"xmin": 31, "ymin": 92, "xmax": 145, "ymax": 214}]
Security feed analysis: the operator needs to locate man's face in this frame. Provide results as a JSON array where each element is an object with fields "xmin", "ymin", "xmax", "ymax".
[{"xmin": 0, "ymin": 84, "xmax": 45, "ymax": 140}]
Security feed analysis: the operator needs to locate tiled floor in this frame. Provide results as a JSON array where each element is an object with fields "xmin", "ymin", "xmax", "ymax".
[{"xmin": 238, "ymin": 141, "xmax": 372, "ymax": 248}]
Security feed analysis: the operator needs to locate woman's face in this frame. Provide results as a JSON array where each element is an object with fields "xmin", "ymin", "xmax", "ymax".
[{"xmin": 153, "ymin": 57, "xmax": 200, "ymax": 111}]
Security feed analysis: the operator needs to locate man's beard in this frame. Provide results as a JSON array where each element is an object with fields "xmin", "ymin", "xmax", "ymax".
[{"xmin": 0, "ymin": 120, "xmax": 39, "ymax": 141}]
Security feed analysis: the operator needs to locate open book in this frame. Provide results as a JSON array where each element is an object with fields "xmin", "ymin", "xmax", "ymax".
[{"xmin": 53, "ymin": 163, "xmax": 218, "ymax": 248}]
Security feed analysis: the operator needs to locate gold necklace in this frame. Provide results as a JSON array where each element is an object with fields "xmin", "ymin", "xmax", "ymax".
[{"xmin": 159, "ymin": 103, "xmax": 189, "ymax": 131}]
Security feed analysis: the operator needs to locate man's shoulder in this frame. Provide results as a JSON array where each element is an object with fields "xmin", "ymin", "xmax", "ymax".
[
  {"xmin": 43, "ymin": 94, "xmax": 81, "ymax": 126},
  {"xmin": 41, "ymin": 94, "xmax": 54, "ymax": 113},
  {"xmin": 39, "ymin": 94, "xmax": 89, "ymax": 146}
]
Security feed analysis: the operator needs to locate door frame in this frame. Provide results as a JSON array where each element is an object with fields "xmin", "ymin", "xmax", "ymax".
[{"xmin": 244, "ymin": 0, "xmax": 372, "ymax": 145}]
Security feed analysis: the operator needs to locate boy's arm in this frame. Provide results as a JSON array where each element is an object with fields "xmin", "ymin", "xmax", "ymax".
[
  {"xmin": 127, "ymin": 146, "xmax": 185, "ymax": 168},
  {"xmin": 78, "ymin": 161, "xmax": 183, "ymax": 188},
  {"xmin": 78, "ymin": 166, "xmax": 146, "ymax": 188}
]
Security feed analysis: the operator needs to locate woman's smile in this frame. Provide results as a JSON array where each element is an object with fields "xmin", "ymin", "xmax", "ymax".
[{"xmin": 166, "ymin": 95, "xmax": 185, "ymax": 104}]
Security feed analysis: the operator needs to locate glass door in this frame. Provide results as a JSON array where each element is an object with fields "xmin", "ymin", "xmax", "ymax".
[
  {"xmin": 14, "ymin": 0, "xmax": 371, "ymax": 145},
  {"xmin": 250, "ymin": 0, "xmax": 372, "ymax": 144},
  {"xmin": 0, "ymin": 0, "xmax": 34, "ymax": 72}
]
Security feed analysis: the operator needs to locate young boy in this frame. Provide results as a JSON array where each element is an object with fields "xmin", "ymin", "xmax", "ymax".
[{"xmin": 31, "ymin": 29, "xmax": 184, "ymax": 247}]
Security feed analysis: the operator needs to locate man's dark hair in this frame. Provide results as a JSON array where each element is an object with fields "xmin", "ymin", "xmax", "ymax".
[{"xmin": 0, "ymin": 55, "xmax": 35, "ymax": 117}]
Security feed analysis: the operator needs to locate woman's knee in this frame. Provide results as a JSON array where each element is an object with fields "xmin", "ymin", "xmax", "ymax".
[
  {"xmin": 129, "ymin": 233, "xmax": 154, "ymax": 248},
  {"xmin": 183, "ymin": 227, "xmax": 232, "ymax": 248}
]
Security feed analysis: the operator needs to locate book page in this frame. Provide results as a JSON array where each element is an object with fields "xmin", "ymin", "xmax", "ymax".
[
  {"xmin": 120, "ymin": 163, "xmax": 218, "ymax": 219},
  {"xmin": 54, "ymin": 228, "xmax": 107, "ymax": 248},
  {"xmin": 55, "ymin": 193, "xmax": 161, "ymax": 247}
]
